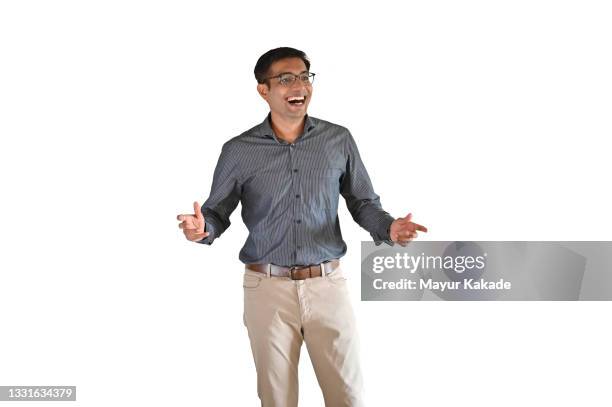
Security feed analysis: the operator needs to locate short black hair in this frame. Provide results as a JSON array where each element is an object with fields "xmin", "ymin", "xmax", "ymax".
[{"xmin": 254, "ymin": 47, "xmax": 310, "ymax": 84}]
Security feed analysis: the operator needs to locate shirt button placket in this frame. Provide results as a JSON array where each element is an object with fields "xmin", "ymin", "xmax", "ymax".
[{"xmin": 289, "ymin": 143, "xmax": 300, "ymax": 263}]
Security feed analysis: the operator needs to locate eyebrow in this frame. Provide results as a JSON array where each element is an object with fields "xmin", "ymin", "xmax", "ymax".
[{"xmin": 276, "ymin": 70, "xmax": 309, "ymax": 76}]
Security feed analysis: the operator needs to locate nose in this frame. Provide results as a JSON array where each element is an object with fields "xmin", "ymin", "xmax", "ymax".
[{"xmin": 289, "ymin": 78, "xmax": 308, "ymax": 91}]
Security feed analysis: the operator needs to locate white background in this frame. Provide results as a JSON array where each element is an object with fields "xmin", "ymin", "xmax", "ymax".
[{"xmin": 1, "ymin": 0, "xmax": 611, "ymax": 406}]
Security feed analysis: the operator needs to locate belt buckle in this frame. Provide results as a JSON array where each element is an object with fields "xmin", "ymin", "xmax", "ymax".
[{"xmin": 289, "ymin": 265, "xmax": 309, "ymax": 280}]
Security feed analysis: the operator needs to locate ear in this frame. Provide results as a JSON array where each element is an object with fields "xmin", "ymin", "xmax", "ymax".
[{"xmin": 257, "ymin": 82, "xmax": 269, "ymax": 100}]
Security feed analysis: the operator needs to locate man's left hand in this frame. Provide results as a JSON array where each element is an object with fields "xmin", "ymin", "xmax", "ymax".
[{"xmin": 390, "ymin": 213, "xmax": 428, "ymax": 247}]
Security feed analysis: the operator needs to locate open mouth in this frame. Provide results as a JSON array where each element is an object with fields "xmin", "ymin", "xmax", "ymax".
[{"xmin": 286, "ymin": 95, "xmax": 306, "ymax": 106}]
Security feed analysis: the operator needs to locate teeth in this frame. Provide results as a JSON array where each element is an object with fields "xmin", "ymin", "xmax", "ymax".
[{"xmin": 288, "ymin": 96, "xmax": 305, "ymax": 102}]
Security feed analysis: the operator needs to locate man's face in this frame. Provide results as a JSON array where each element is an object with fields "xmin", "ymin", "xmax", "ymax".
[{"xmin": 257, "ymin": 57, "xmax": 312, "ymax": 120}]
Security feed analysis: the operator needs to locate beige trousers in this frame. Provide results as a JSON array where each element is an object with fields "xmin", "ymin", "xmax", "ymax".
[{"xmin": 242, "ymin": 263, "xmax": 365, "ymax": 407}]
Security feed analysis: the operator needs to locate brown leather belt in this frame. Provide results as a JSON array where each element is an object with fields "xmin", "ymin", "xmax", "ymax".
[{"xmin": 246, "ymin": 259, "xmax": 340, "ymax": 280}]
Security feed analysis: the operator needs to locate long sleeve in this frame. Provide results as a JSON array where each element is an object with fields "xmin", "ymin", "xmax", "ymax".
[
  {"xmin": 197, "ymin": 142, "xmax": 241, "ymax": 245},
  {"xmin": 340, "ymin": 130, "xmax": 396, "ymax": 246}
]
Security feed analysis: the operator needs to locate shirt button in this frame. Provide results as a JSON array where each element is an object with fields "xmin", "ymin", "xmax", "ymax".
[
  {"xmin": 295, "ymin": 219, "xmax": 301, "ymax": 224},
  {"xmin": 290, "ymin": 144, "xmax": 295, "ymax": 148},
  {"xmin": 295, "ymin": 194, "xmax": 300, "ymax": 198},
  {"xmin": 293, "ymin": 169, "xmax": 298, "ymax": 173}
]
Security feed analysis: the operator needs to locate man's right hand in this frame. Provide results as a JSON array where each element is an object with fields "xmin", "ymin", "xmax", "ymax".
[{"xmin": 177, "ymin": 201, "xmax": 210, "ymax": 241}]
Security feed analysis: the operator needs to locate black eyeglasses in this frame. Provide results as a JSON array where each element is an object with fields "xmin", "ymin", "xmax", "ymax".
[{"xmin": 264, "ymin": 72, "xmax": 316, "ymax": 86}]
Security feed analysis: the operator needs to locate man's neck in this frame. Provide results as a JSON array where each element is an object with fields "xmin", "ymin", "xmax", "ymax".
[{"xmin": 270, "ymin": 111, "xmax": 305, "ymax": 144}]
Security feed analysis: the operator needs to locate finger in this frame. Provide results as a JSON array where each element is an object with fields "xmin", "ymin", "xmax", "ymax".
[
  {"xmin": 177, "ymin": 214, "xmax": 188, "ymax": 221},
  {"xmin": 405, "ymin": 213, "xmax": 412, "ymax": 222},
  {"xmin": 397, "ymin": 222, "xmax": 416, "ymax": 232},
  {"xmin": 179, "ymin": 221, "xmax": 197, "ymax": 230},
  {"xmin": 398, "ymin": 238, "xmax": 414, "ymax": 247},
  {"xmin": 193, "ymin": 201, "xmax": 203, "ymax": 219},
  {"xmin": 401, "ymin": 222, "xmax": 427, "ymax": 233},
  {"xmin": 412, "ymin": 223, "xmax": 428, "ymax": 233},
  {"xmin": 178, "ymin": 215, "xmax": 196, "ymax": 227},
  {"xmin": 399, "ymin": 231, "xmax": 417, "ymax": 239}
]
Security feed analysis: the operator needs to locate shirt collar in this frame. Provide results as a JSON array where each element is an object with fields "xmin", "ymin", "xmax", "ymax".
[{"xmin": 258, "ymin": 112, "xmax": 316, "ymax": 143}]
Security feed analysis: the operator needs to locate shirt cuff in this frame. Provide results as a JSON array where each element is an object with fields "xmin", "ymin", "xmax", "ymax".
[
  {"xmin": 372, "ymin": 215, "xmax": 395, "ymax": 246},
  {"xmin": 196, "ymin": 219, "xmax": 216, "ymax": 245}
]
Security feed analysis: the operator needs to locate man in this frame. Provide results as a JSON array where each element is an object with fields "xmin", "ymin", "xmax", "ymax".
[{"xmin": 177, "ymin": 47, "xmax": 427, "ymax": 407}]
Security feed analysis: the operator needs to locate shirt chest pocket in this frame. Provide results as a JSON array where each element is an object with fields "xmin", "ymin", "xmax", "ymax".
[{"xmin": 301, "ymin": 167, "xmax": 343, "ymax": 209}]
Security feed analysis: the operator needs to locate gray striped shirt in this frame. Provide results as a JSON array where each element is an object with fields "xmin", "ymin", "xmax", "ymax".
[{"xmin": 197, "ymin": 112, "xmax": 395, "ymax": 266}]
